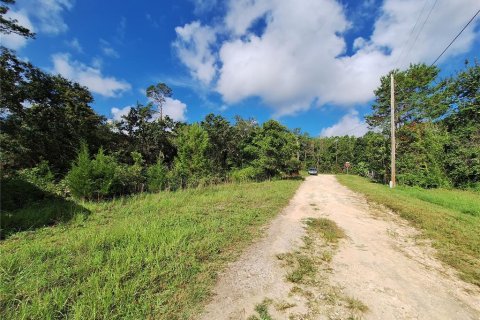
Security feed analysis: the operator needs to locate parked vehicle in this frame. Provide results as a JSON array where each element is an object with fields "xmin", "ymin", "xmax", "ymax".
[{"xmin": 307, "ymin": 167, "xmax": 318, "ymax": 175}]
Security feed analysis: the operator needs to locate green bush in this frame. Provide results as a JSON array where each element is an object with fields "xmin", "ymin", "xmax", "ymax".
[
  {"xmin": 147, "ymin": 159, "xmax": 168, "ymax": 192},
  {"xmin": 114, "ymin": 152, "xmax": 145, "ymax": 194},
  {"xmin": 284, "ymin": 158, "xmax": 302, "ymax": 176},
  {"xmin": 230, "ymin": 166, "xmax": 263, "ymax": 182},
  {"xmin": 0, "ymin": 161, "xmax": 67, "ymax": 212},
  {"xmin": 66, "ymin": 145, "xmax": 118, "ymax": 200},
  {"xmin": 66, "ymin": 146, "xmax": 148, "ymax": 200}
]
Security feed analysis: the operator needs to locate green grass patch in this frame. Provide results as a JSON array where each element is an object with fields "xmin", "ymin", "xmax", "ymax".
[
  {"xmin": 0, "ymin": 180, "xmax": 301, "ymax": 319},
  {"xmin": 306, "ymin": 218, "xmax": 346, "ymax": 243},
  {"xmin": 337, "ymin": 175, "xmax": 480, "ymax": 287},
  {"xmin": 346, "ymin": 296, "xmax": 369, "ymax": 313},
  {"xmin": 247, "ymin": 299, "xmax": 274, "ymax": 320}
]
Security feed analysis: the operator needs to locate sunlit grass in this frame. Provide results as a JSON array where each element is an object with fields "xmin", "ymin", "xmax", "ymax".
[{"xmin": 0, "ymin": 180, "xmax": 301, "ymax": 319}]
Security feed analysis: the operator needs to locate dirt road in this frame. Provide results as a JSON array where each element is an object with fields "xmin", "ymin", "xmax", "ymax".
[{"xmin": 199, "ymin": 175, "xmax": 480, "ymax": 320}]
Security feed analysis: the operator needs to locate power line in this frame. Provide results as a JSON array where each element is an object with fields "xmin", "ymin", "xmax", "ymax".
[
  {"xmin": 402, "ymin": 0, "xmax": 439, "ymax": 66},
  {"xmin": 430, "ymin": 8, "xmax": 480, "ymax": 66},
  {"xmin": 394, "ymin": 0, "xmax": 429, "ymax": 68}
]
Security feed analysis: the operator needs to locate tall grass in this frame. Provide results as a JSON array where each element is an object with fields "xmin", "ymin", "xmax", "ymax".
[
  {"xmin": 0, "ymin": 180, "xmax": 301, "ymax": 319},
  {"xmin": 337, "ymin": 175, "xmax": 480, "ymax": 287}
]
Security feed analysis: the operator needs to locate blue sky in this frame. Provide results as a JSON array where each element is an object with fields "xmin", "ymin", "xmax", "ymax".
[{"xmin": 3, "ymin": 0, "xmax": 479, "ymax": 136}]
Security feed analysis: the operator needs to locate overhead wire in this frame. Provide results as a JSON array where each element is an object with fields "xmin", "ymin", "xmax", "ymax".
[
  {"xmin": 430, "ymin": 8, "xmax": 480, "ymax": 66},
  {"xmin": 394, "ymin": 0, "xmax": 430, "ymax": 69},
  {"xmin": 402, "ymin": 0, "xmax": 439, "ymax": 67}
]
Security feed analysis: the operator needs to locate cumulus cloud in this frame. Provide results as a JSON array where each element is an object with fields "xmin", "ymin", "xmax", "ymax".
[
  {"xmin": 1, "ymin": 10, "xmax": 34, "ymax": 50},
  {"xmin": 173, "ymin": 21, "xmax": 217, "ymax": 84},
  {"xmin": 111, "ymin": 105, "xmax": 132, "ymax": 122},
  {"xmin": 111, "ymin": 97, "xmax": 187, "ymax": 123},
  {"xmin": 51, "ymin": 53, "xmax": 131, "ymax": 97},
  {"xmin": 163, "ymin": 97, "xmax": 188, "ymax": 122},
  {"xmin": 320, "ymin": 110, "xmax": 369, "ymax": 137},
  {"xmin": 174, "ymin": 0, "xmax": 480, "ymax": 116}
]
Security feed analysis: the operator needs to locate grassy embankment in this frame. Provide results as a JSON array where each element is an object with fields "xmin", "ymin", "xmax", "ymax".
[
  {"xmin": 337, "ymin": 175, "xmax": 480, "ymax": 287},
  {"xmin": 0, "ymin": 179, "xmax": 301, "ymax": 319}
]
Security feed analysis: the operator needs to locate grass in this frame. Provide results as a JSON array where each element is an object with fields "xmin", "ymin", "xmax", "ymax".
[
  {"xmin": 247, "ymin": 299, "xmax": 274, "ymax": 320},
  {"xmin": 279, "ymin": 218, "xmax": 367, "ymax": 319},
  {"xmin": 0, "ymin": 180, "xmax": 301, "ymax": 319},
  {"xmin": 346, "ymin": 297, "xmax": 369, "ymax": 313},
  {"xmin": 278, "ymin": 218, "xmax": 346, "ymax": 284},
  {"xmin": 305, "ymin": 218, "xmax": 346, "ymax": 244},
  {"xmin": 337, "ymin": 175, "xmax": 480, "ymax": 287}
]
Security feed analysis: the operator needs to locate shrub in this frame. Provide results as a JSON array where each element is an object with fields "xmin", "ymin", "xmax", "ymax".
[
  {"xmin": 230, "ymin": 166, "xmax": 263, "ymax": 182},
  {"xmin": 0, "ymin": 161, "xmax": 67, "ymax": 212},
  {"xmin": 66, "ymin": 145, "xmax": 118, "ymax": 200},
  {"xmin": 284, "ymin": 158, "xmax": 301, "ymax": 176},
  {"xmin": 147, "ymin": 159, "xmax": 168, "ymax": 192},
  {"xmin": 114, "ymin": 152, "xmax": 145, "ymax": 194}
]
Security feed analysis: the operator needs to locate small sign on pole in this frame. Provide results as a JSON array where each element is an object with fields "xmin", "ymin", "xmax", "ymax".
[{"xmin": 344, "ymin": 162, "xmax": 351, "ymax": 174}]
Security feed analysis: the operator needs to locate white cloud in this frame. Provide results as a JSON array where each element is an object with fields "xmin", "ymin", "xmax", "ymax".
[
  {"xmin": 174, "ymin": 0, "xmax": 480, "ymax": 117},
  {"xmin": 173, "ymin": 21, "xmax": 217, "ymax": 84},
  {"xmin": 191, "ymin": 0, "xmax": 218, "ymax": 14},
  {"xmin": 111, "ymin": 105, "xmax": 132, "ymax": 122},
  {"xmin": 1, "ymin": 10, "xmax": 34, "ymax": 50},
  {"xmin": 21, "ymin": 0, "xmax": 73, "ymax": 35},
  {"xmin": 110, "ymin": 97, "xmax": 187, "ymax": 123},
  {"xmin": 100, "ymin": 39, "xmax": 120, "ymax": 58},
  {"xmin": 163, "ymin": 97, "xmax": 187, "ymax": 122},
  {"xmin": 51, "ymin": 53, "xmax": 131, "ymax": 97},
  {"xmin": 320, "ymin": 110, "xmax": 369, "ymax": 137},
  {"xmin": 66, "ymin": 38, "xmax": 83, "ymax": 53},
  {"xmin": 1, "ymin": 0, "xmax": 73, "ymax": 50}
]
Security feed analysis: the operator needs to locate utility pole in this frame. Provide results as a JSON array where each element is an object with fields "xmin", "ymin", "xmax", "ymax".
[{"xmin": 390, "ymin": 74, "xmax": 396, "ymax": 188}]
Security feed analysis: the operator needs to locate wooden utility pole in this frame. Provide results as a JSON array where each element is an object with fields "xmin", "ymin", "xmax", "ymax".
[{"xmin": 390, "ymin": 74, "xmax": 396, "ymax": 188}]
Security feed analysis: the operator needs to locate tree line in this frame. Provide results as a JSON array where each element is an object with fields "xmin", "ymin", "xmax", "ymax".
[
  {"xmin": 1, "ymin": 0, "xmax": 479, "ymax": 214},
  {"xmin": 299, "ymin": 62, "xmax": 479, "ymax": 190}
]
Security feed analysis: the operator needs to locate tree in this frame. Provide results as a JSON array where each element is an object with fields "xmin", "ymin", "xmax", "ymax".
[
  {"xmin": 146, "ymin": 83, "xmax": 172, "ymax": 120},
  {"xmin": 251, "ymin": 120, "xmax": 299, "ymax": 178},
  {"xmin": 354, "ymin": 132, "xmax": 388, "ymax": 182},
  {"xmin": 172, "ymin": 124, "xmax": 210, "ymax": 187},
  {"xmin": 366, "ymin": 64, "xmax": 440, "ymax": 131},
  {"xmin": 442, "ymin": 62, "xmax": 480, "ymax": 188},
  {"xmin": 0, "ymin": 0, "xmax": 35, "ymax": 39},
  {"xmin": 200, "ymin": 113, "xmax": 234, "ymax": 177},
  {"xmin": 230, "ymin": 116, "xmax": 260, "ymax": 168},
  {"xmin": 1, "ymin": 49, "xmax": 108, "ymax": 173},
  {"xmin": 114, "ymin": 103, "xmax": 179, "ymax": 166},
  {"xmin": 396, "ymin": 123, "xmax": 450, "ymax": 188}
]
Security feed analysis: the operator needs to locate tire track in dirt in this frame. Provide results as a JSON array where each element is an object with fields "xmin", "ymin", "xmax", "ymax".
[{"xmin": 199, "ymin": 175, "xmax": 480, "ymax": 319}]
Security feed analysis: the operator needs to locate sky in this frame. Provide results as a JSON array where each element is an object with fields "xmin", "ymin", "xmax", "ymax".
[{"xmin": 2, "ymin": 0, "xmax": 479, "ymax": 136}]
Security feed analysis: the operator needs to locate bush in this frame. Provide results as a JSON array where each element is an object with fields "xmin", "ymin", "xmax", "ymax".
[
  {"xmin": 147, "ymin": 159, "xmax": 168, "ymax": 192},
  {"xmin": 0, "ymin": 161, "xmax": 67, "ymax": 212},
  {"xmin": 114, "ymin": 152, "xmax": 145, "ymax": 194},
  {"xmin": 230, "ymin": 166, "xmax": 263, "ymax": 182},
  {"xmin": 351, "ymin": 161, "xmax": 370, "ymax": 178},
  {"xmin": 284, "ymin": 158, "xmax": 301, "ymax": 176},
  {"xmin": 66, "ymin": 145, "xmax": 118, "ymax": 200}
]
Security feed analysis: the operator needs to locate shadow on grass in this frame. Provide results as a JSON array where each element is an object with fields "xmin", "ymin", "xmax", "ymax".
[{"xmin": 1, "ymin": 179, "xmax": 89, "ymax": 239}]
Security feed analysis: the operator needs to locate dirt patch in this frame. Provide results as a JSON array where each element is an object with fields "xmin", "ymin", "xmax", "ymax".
[{"xmin": 198, "ymin": 175, "xmax": 480, "ymax": 320}]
